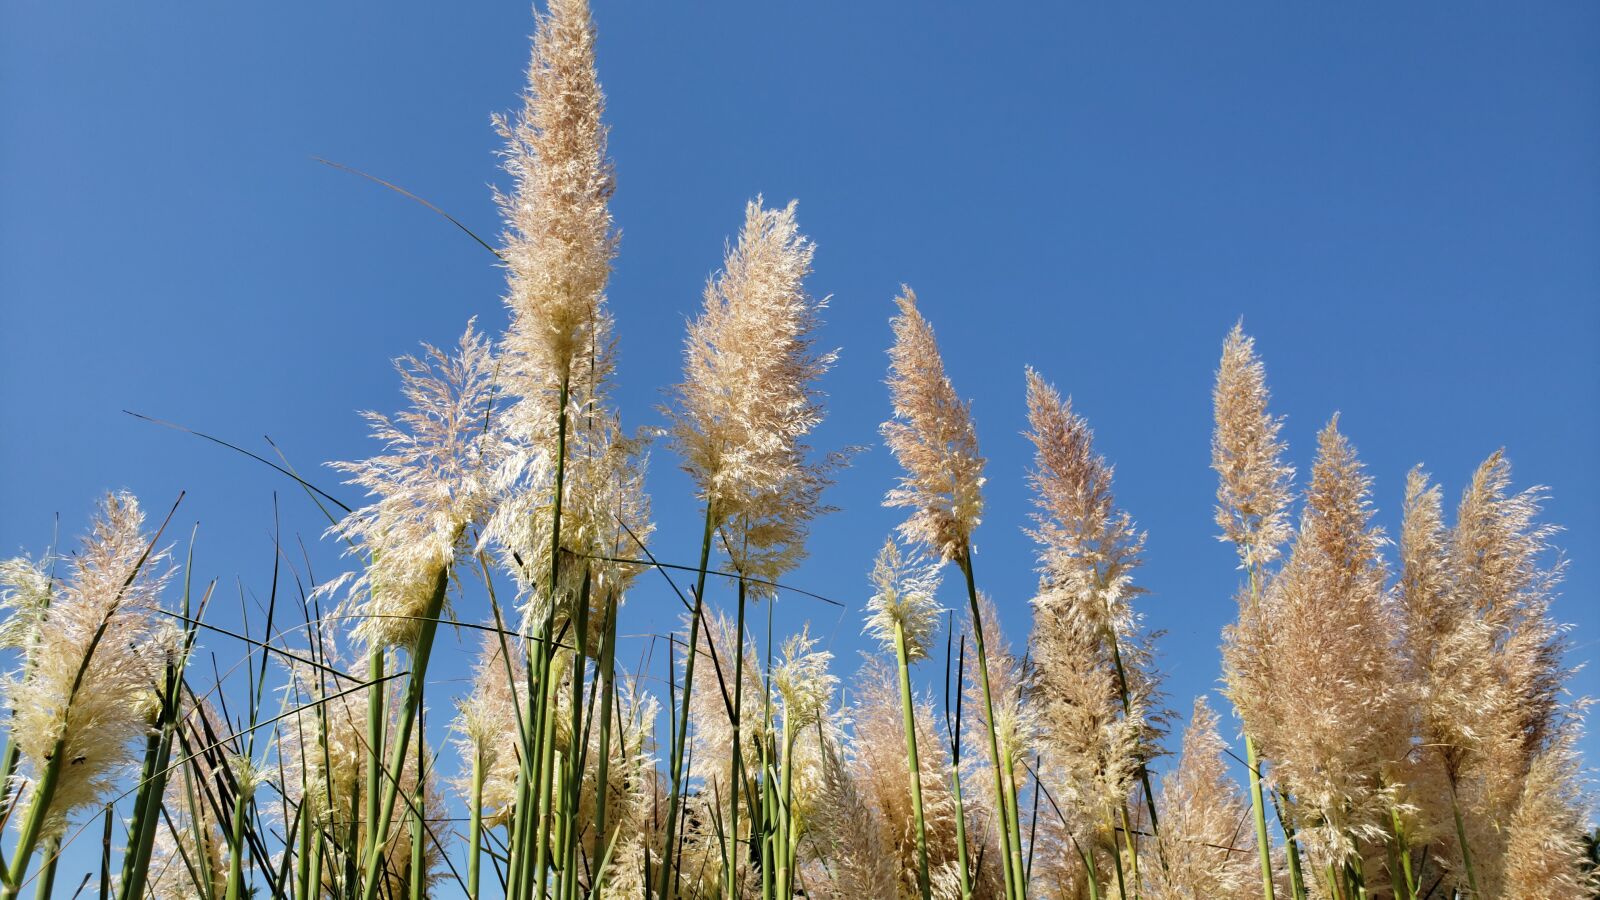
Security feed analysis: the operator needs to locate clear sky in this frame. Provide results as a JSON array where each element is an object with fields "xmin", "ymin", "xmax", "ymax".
[{"xmin": 3, "ymin": 0, "xmax": 1598, "ymax": 888}]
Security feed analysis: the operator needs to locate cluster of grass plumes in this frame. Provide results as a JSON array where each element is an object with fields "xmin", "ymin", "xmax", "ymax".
[{"xmin": 1, "ymin": 3, "xmax": 1594, "ymax": 899}]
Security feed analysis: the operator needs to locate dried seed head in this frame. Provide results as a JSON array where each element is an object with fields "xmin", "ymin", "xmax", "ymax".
[
  {"xmin": 882, "ymin": 288, "xmax": 985, "ymax": 563},
  {"xmin": 326, "ymin": 322, "xmax": 502, "ymax": 649},
  {"xmin": 670, "ymin": 198, "xmax": 836, "ymax": 585},
  {"xmin": 1145, "ymin": 697, "xmax": 1257, "ymax": 900},
  {"xmin": 498, "ymin": 0, "xmax": 616, "ymax": 390},
  {"xmin": 1212, "ymin": 323, "xmax": 1294, "ymax": 568},
  {"xmin": 2, "ymin": 491, "xmax": 174, "ymax": 840},
  {"xmin": 863, "ymin": 536, "xmax": 944, "ymax": 663},
  {"xmin": 773, "ymin": 625, "xmax": 836, "ymax": 732}
]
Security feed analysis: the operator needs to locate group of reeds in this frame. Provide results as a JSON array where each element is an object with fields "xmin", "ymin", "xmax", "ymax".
[{"xmin": 0, "ymin": 2, "xmax": 1594, "ymax": 898}]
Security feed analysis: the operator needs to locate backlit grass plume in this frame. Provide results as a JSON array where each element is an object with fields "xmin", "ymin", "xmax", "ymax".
[
  {"xmin": 497, "ymin": 0, "xmax": 616, "ymax": 394},
  {"xmin": 1210, "ymin": 324, "xmax": 1295, "ymax": 900},
  {"xmin": 661, "ymin": 197, "xmax": 835, "ymax": 896},
  {"xmin": 1024, "ymin": 367, "xmax": 1164, "ymax": 894},
  {"xmin": 1229, "ymin": 418, "xmax": 1407, "ymax": 888},
  {"xmin": 882, "ymin": 289, "xmax": 984, "ymax": 564},
  {"xmin": 0, "ymin": 491, "xmax": 173, "ymax": 895},
  {"xmin": 326, "ymin": 322, "xmax": 501, "ymax": 650},
  {"xmin": 1212, "ymin": 323, "xmax": 1294, "ymax": 569},
  {"xmin": 1144, "ymin": 697, "xmax": 1257, "ymax": 900}
]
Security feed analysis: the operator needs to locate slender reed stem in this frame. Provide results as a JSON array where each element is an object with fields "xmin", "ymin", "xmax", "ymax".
[
  {"xmin": 357, "ymin": 565, "xmax": 450, "ymax": 900},
  {"xmin": 1448, "ymin": 779, "xmax": 1479, "ymax": 897},
  {"xmin": 29, "ymin": 837, "xmax": 57, "ymax": 900},
  {"xmin": 727, "ymin": 576, "xmax": 748, "ymax": 899},
  {"xmin": 467, "ymin": 745, "xmax": 484, "ymax": 900},
  {"xmin": 957, "ymin": 553, "xmax": 1025, "ymax": 900},
  {"xmin": 591, "ymin": 588, "xmax": 619, "ymax": 894},
  {"xmin": 657, "ymin": 504, "xmax": 719, "ymax": 900},
  {"xmin": 894, "ymin": 620, "xmax": 932, "ymax": 900}
]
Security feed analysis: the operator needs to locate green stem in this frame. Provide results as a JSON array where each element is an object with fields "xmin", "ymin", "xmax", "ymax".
[
  {"xmin": 894, "ymin": 622, "xmax": 933, "ymax": 900},
  {"xmin": 467, "ymin": 745, "xmax": 484, "ymax": 900},
  {"xmin": 357, "ymin": 566, "xmax": 450, "ymax": 900},
  {"xmin": 727, "ymin": 577, "xmax": 748, "ymax": 900},
  {"xmin": 1389, "ymin": 806, "xmax": 1415, "ymax": 900},
  {"xmin": 1270, "ymin": 790, "xmax": 1306, "ymax": 900},
  {"xmin": 1245, "ymin": 736, "xmax": 1276, "ymax": 900},
  {"xmin": 1448, "ymin": 779, "xmax": 1479, "ymax": 897},
  {"xmin": 363, "ymin": 649, "xmax": 386, "ymax": 864},
  {"xmin": 28, "ymin": 838, "xmax": 56, "ymax": 900},
  {"xmin": 958, "ymin": 553, "xmax": 1024, "ymax": 900},
  {"xmin": 223, "ymin": 769, "xmax": 252, "ymax": 900},
  {"xmin": 656, "ymin": 504, "xmax": 719, "ymax": 900},
  {"xmin": 591, "ymin": 589, "xmax": 619, "ymax": 895}
]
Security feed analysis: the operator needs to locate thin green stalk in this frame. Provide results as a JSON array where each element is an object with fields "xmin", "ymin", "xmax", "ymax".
[
  {"xmin": 223, "ymin": 769, "xmax": 252, "ymax": 900},
  {"xmin": 727, "ymin": 576, "xmax": 748, "ymax": 900},
  {"xmin": 1245, "ymin": 736, "xmax": 1276, "ymax": 900},
  {"xmin": 1, "ymin": 739, "xmax": 64, "ymax": 900},
  {"xmin": 29, "ymin": 837, "xmax": 57, "ymax": 900},
  {"xmin": 296, "ymin": 798, "xmax": 314, "ymax": 900},
  {"xmin": 1389, "ymin": 806, "xmax": 1415, "ymax": 900},
  {"xmin": 467, "ymin": 744, "xmax": 485, "ymax": 900},
  {"xmin": 777, "ymin": 715, "xmax": 794, "ymax": 899},
  {"xmin": 656, "ymin": 504, "xmax": 719, "ymax": 900},
  {"xmin": 591, "ymin": 589, "xmax": 619, "ymax": 895},
  {"xmin": 357, "ymin": 565, "xmax": 450, "ymax": 900},
  {"xmin": 1106, "ymin": 808, "xmax": 1129, "ymax": 900},
  {"xmin": 1270, "ymin": 791, "xmax": 1306, "ymax": 900},
  {"xmin": 532, "ymin": 645, "xmax": 564, "ymax": 895},
  {"xmin": 1448, "ymin": 780, "xmax": 1479, "ymax": 898},
  {"xmin": 560, "ymin": 570, "xmax": 593, "ymax": 900},
  {"xmin": 363, "ymin": 649, "xmax": 386, "ymax": 865},
  {"xmin": 409, "ymin": 714, "xmax": 425, "ymax": 900},
  {"xmin": 957, "ymin": 554, "xmax": 1024, "ymax": 900},
  {"xmin": 894, "ymin": 621, "xmax": 932, "ymax": 900}
]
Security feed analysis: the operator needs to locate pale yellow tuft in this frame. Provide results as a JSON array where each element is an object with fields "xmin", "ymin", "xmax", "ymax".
[
  {"xmin": 864, "ymin": 536, "xmax": 944, "ymax": 663},
  {"xmin": 882, "ymin": 288, "xmax": 985, "ymax": 563}
]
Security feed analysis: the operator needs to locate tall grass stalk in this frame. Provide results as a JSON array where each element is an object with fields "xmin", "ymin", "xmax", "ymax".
[
  {"xmin": 656, "ymin": 505, "xmax": 718, "ymax": 899},
  {"xmin": 893, "ymin": 618, "xmax": 933, "ymax": 900},
  {"xmin": 356, "ymin": 565, "xmax": 449, "ymax": 900},
  {"xmin": 958, "ymin": 555, "xmax": 1026, "ymax": 900}
]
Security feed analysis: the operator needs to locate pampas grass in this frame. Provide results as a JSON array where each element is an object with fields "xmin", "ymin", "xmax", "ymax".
[{"xmin": 3, "ymin": 4, "xmax": 1591, "ymax": 900}]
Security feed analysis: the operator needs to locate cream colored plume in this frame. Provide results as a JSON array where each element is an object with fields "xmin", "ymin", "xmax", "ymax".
[
  {"xmin": 882, "ymin": 288, "xmax": 985, "ymax": 563},
  {"xmin": 1212, "ymin": 323, "xmax": 1294, "ymax": 568},
  {"xmin": 864, "ymin": 536, "xmax": 944, "ymax": 663},
  {"xmin": 1225, "ymin": 418, "xmax": 1406, "ymax": 872},
  {"xmin": 2, "ymin": 491, "xmax": 174, "ymax": 841},
  {"xmin": 497, "ymin": 0, "xmax": 616, "ymax": 393},
  {"xmin": 326, "ymin": 322, "xmax": 501, "ymax": 650},
  {"xmin": 670, "ymin": 198, "xmax": 836, "ymax": 587},
  {"xmin": 1144, "ymin": 697, "xmax": 1257, "ymax": 900}
]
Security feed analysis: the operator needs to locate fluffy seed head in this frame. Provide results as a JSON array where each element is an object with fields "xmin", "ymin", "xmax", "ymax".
[
  {"xmin": 326, "ymin": 322, "xmax": 501, "ymax": 649},
  {"xmin": 1225, "ymin": 417, "xmax": 1406, "ymax": 870},
  {"xmin": 1145, "ymin": 697, "xmax": 1257, "ymax": 900},
  {"xmin": 882, "ymin": 288, "xmax": 985, "ymax": 563},
  {"xmin": 1212, "ymin": 323, "xmax": 1294, "ymax": 568},
  {"xmin": 497, "ymin": 0, "xmax": 616, "ymax": 389},
  {"xmin": 863, "ymin": 536, "xmax": 944, "ymax": 663},
  {"xmin": 774, "ymin": 625, "xmax": 836, "ymax": 732},
  {"xmin": 2, "ymin": 491, "xmax": 174, "ymax": 840},
  {"xmin": 670, "ymin": 199, "xmax": 836, "ymax": 586}
]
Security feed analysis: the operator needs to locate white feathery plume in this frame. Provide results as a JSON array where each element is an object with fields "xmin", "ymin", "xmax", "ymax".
[
  {"xmin": 1144, "ymin": 697, "xmax": 1257, "ymax": 900},
  {"xmin": 864, "ymin": 536, "xmax": 944, "ymax": 664},
  {"xmin": 1212, "ymin": 322, "xmax": 1294, "ymax": 569},
  {"xmin": 882, "ymin": 288, "xmax": 985, "ymax": 563},
  {"xmin": 325, "ymin": 322, "xmax": 501, "ymax": 650},
  {"xmin": 2, "ymin": 491, "xmax": 174, "ymax": 841}
]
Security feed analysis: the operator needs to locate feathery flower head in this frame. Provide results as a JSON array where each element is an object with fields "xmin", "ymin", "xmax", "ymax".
[
  {"xmin": 1233, "ymin": 416, "xmax": 1405, "ymax": 870},
  {"xmin": 0, "ymin": 554, "xmax": 54, "ymax": 652},
  {"xmin": 671, "ymin": 198, "xmax": 834, "ymax": 527},
  {"xmin": 2, "ymin": 491, "xmax": 174, "ymax": 840},
  {"xmin": 498, "ymin": 0, "xmax": 616, "ymax": 390},
  {"xmin": 1500, "ymin": 725, "xmax": 1598, "ymax": 899},
  {"xmin": 863, "ymin": 536, "xmax": 943, "ymax": 662},
  {"xmin": 1211, "ymin": 323, "xmax": 1294, "ymax": 569},
  {"xmin": 326, "ymin": 322, "xmax": 501, "ymax": 649},
  {"xmin": 1024, "ymin": 367, "xmax": 1145, "ymax": 635},
  {"xmin": 1145, "ymin": 696, "xmax": 1257, "ymax": 900},
  {"xmin": 773, "ymin": 625, "xmax": 836, "ymax": 731},
  {"xmin": 883, "ymin": 288, "xmax": 986, "ymax": 563}
]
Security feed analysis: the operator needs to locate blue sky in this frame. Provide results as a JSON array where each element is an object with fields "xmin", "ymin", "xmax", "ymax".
[{"xmin": 3, "ymin": 0, "xmax": 1598, "ymax": 887}]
